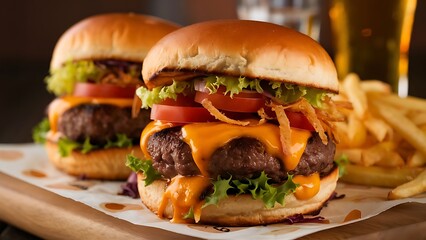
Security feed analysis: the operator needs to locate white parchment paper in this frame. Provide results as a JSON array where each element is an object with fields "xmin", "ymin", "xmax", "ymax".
[{"xmin": 0, "ymin": 144, "xmax": 425, "ymax": 239}]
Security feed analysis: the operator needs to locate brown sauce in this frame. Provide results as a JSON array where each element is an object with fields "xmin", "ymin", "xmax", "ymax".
[
  {"xmin": 22, "ymin": 169, "xmax": 46, "ymax": 178},
  {"xmin": 0, "ymin": 150, "xmax": 23, "ymax": 161},
  {"xmin": 344, "ymin": 209, "xmax": 362, "ymax": 222},
  {"xmin": 100, "ymin": 202, "xmax": 143, "ymax": 212}
]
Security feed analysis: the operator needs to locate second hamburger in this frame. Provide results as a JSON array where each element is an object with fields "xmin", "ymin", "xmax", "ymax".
[{"xmin": 34, "ymin": 13, "xmax": 180, "ymax": 180}]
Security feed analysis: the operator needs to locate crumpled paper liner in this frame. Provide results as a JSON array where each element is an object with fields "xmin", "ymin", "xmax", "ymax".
[{"xmin": 0, "ymin": 144, "xmax": 425, "ymax": 239}]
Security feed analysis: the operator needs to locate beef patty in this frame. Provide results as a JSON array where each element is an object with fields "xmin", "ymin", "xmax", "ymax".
[
  {"xmin": 147, "ymin": 126, "xmax": 336, "ymax": 183},
  {"xmin": 58, "ymin": 104, "xmax": 150, "ymax": 145}
]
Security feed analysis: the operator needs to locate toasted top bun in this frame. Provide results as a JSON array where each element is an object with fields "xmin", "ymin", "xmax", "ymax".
[
  {"xmin": 142, "ymin": 20, "xmax": 338, "ymax": 93},
  {"xmin": 50, "ymin": 13, "xmax": 180, "ymax": 70}
]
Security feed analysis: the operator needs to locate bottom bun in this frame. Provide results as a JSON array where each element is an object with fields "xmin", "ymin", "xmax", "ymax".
[
  {"xmin": 46, "ymin": 140, "xmax": 143, "ymax": 180},
  {"xmin": 138, "ymin": 167, "xmax": 339, "ymax": 226}
]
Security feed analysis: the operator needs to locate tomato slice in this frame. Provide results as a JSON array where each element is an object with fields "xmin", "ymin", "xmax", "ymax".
[
  {"xmin": 73, "ymin": 83, "xmax": 136, "ymax": 99},
  {"xmin": 151, "ymin": 104, "xmax": 215, "ymax": 123},
  {"xmin": 286, "ymin": 111, "xmax": 315, "ymax": 132},
  {"xmin": 194, "ymin": 91, "xmax": 265, "ymax": 113}
]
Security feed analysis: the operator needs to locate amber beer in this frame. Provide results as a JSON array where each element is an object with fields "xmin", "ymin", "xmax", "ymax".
[{"xmin": 330, "ymin": 0, "xmax": 416, "ymax": 95}]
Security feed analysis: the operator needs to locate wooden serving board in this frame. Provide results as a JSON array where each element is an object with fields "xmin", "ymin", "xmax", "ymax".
[{"xmin": 0, "ymin": 172, "xmax": 425, "ymax": 239}]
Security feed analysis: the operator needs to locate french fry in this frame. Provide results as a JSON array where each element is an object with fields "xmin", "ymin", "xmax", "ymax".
[
  {"xmin": 335, "ymin": 73, "xmax": 426, "ymax": 198},
  {"xmin": 407, "ymin": 151, "xmax": 426, "ymax": 168},
  {"xmin": 372, "ymin": 101, "xmax": 426, "ymax": 156},
  {"xmin": 342, "ymin": 74, "xmax": 368, "ymax": 119},
  {"xmin": 341, "ymin": 164, "xmax": 423, "ymax": 188},
  {"xmin": 380, "ymin": 94, "xmax": 426, "ymax": 112},
  {"xmin": 360, "ymin": 80, "xmax": 391, "ymax": 93},
  {"xmin": 407, "ymin": 111, "xmax": 426, "ymax": 126},
  {"xmin": 361, "ymin": 142, "xmax": 404, "ymax": 167},
  {"xmin": 336, "ymin": 149, "xmax": 362, "ymax": 165},
  {"xmin": 347, "ymin": 113, "xmax": 367, "ymax": 148},
  {"xmin": 333, "ymin": 122, "xmax": 350, "ymax": 147},
  {"xmin": 375, "ymin": 151, "xmax": 405, "ymax": 168},
  {"xmin": 363, "ymin": 115, "xmax": 392, "ymax": 142},
  {"xmin": 388, "ymin": 169, "xmax": 426, "ymax": 199}
]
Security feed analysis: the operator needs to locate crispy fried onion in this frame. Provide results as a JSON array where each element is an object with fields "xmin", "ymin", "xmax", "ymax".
[
  {"xmin": 315, "ymin": 96, "xmax": 351, "ymax": 144},
  {"xmin": 100, "ymin": 70, "xmax": 141, "ymax": 87},
  {"xmin": 132, "ymin": 84, "xmax": 142, "ymax": 118},
  {"xmin": 287, "ymin": 98, "xmax": 328, "ymax": 145},
  {"xmin": 201, "ymin": 99, "xmax": 250, "ymax": 126},
  {"xmin": 320, "ymin": 118, "xmax": 340, "ymax": 144},
  {"xmin": 257, "ymin": 108, "xmax": 274, "ymax": 120},
  {"xmin": 317, "ymin": 96, "xmax": 350, "ymax": 122},
  {"xmin": 269, "ymin": 104, "xmax": 291, "ymax": 157}
]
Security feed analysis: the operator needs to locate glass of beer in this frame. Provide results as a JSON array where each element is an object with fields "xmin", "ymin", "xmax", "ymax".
[
  {"xmin": 329, "ymin": 0, "xmax": 417, "ymax": 96},
  {"xmin": 237, "ymin": 0, "xmax": 321, "ymax": 41}
]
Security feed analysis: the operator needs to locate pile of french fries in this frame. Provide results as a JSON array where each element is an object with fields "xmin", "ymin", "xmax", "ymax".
[{"xmin": 333, "ymin": 73, "xmax": 426, "ymax": 200}]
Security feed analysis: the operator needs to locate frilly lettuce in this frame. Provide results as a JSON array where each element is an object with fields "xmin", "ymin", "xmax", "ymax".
[
  {"xmin": 57, "ymin": 134, "xmax": 134, "ymax": 157},
  {"xmin": 203, "ymin": 172, "xmax": 299, "ymax": 209},
  {"xmin": 204, "ymin": 76, "xmax": 263, "ymax": 97},
  {"xmin": 32, "ymin": 118, "xmax": 50, "ymax": 144},
  {"xmin": 335, "ymin": 154, "xmax": 349, "ymax": 178},
  {"xmin": 125, "ymin": 154, "xmax": 161, "ymax": 186},
  {"xmin": 136, "ymin": 75, "xmax": 328, "ymax": 109},
  {"xmin": 136, "ymin": 80, "xmax": 192, "ymax": 109},
  {"xmin": 45, "ymin": 60, "xmax": 104, "ymax": 96},
  {"xmin": 270, "ymin": 82, "xmax": 327, "ymax": 108}
]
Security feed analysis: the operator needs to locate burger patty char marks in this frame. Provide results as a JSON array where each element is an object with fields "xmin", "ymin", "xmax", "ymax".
[
  {"xmin": 58, "ymin": 104, "xmax": 150, "ymax": 145},
  {"xmin": 147, "ymin": 127, "xmax": 336, "ymax": 182}
]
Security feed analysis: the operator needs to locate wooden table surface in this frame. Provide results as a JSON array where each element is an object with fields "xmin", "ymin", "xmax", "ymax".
[{"xmin": 0, "ymin": 172, "xmax": 425, "ymax": 240}]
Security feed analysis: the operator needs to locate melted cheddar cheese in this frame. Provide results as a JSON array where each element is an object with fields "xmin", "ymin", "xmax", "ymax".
[
  {"xmin": 293, "ymin": 173, "xmax": 321, "ymax": 200},
  {"xmin": 139, "ymin": 121, "xmax": 176, "ymax": 159},
  {"xmin": 158, "ymin": 175, "xmax": 211, "ymax": 223},
  {"xmin": 47, "ymin": 96, "xmax": 133, "ymax": 132},
  {"xmin": 181, "ymin": 122, "xmax": 311, "ymax": 176}
]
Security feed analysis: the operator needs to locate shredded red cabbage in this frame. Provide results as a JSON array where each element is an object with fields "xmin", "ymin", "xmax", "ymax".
[
  {"xmin": 283, "ymin": 192, "xmax": 345, "ymax": 224},
  {"xmin": 284, "ymin": 214, "xmax": 327, "ymax": 224},
  {"xmin": 324, "ymin": 191, "xmax": 345, "ymax": 207},
  {"xmin": 119, "ymin": 172, "xmax": 139, "ymax": 198}
]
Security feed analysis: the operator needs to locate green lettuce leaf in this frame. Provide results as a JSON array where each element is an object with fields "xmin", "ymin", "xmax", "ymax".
[
  {"xmin": 105, "ymin": 134, "xmax": 133, "ymax": 148},
  {"xmin": 183, "ymin": 207, "xmax": 195, "ymax": 220},
  {"xmin": 203, "ymin": 176, "xmax": 233, "ymax": 207},
  {"xmin": 334, "ymin": 154, "xmax": 349, "ymax": 178},
  {"xmin": 32, "ymin": 118, "xmax": 50, "ymax": 144},
  {"xmin": 303, "ymin": 88, "xmax": 327, "ymax": 108},
  {"xmin": 202, "ymin": 172, "xmax": 299, "ymax": 209},
  {"xmin": 57, "ymin": 134, "xmax": 134, "ymax": 157},
  {"xmin": 125, "ymin": 154, "xmax": 161, "ymax": 186},
  {"xmin": 81, "ymin": 137, "xmax": 98, "ymax": 154},
  {"xmin": 232, "ymin": 172, "xmax": 299, "ymax": 209},
  {"xmin": 136, "ymin": 80, "xmax": 192, "ymax": 109},
  {"xmin": 58, "ymin": 137, "xmax": 81, "ymax": 157},
  {"xmin": 45, "ymin": 60, "xmax": 104, "ymax": 96},
  {"xmin": 268, "ymin": 82, "xmax": 327, "ymax": 108},
  {"xmin": 204, "ymin": 76, "xmax": 263, "ymax": 97}
]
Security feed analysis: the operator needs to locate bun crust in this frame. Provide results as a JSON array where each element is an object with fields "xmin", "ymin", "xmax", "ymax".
[
  {"xmin": 46, "ymin": 140, "xmax": 143, "ymax": 180},
  {"xmin": 50, "ymin": 13, "xmax": 180, "ymax": 70},
  {"xmin": 142, "ymin": 20, "xmax": 338, "ymax": 92},
  {"xmin": 137, "ymin": 167, "xmax": 338, "ymax": 226}
]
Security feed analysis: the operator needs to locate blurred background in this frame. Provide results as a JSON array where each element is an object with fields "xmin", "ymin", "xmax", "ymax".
[{"xmin": 1, "ymin": 0, "xmax": 425, "ymax": 143}]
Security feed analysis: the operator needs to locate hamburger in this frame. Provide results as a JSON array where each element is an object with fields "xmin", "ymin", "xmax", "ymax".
[
  {"xmin": 33, "ymin": 13, "xmax": 179, "ymax": 180},
  {"xmin": 127, "ymin": 20, "xmax": 342, "ymax": 225}
]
